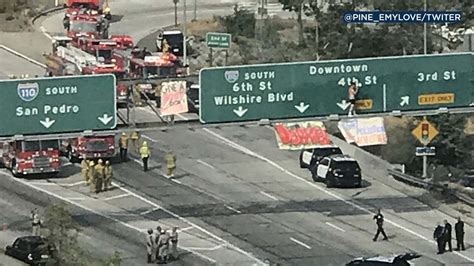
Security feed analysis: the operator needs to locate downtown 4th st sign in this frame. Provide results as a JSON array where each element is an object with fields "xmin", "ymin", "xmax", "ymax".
[
  {"xmin": 199, "ymin": 53, "xmax": 474, "ymax": 123},
  {"xmin": 0, "ymin": 74, "xmax": 116, "ymax": 136}
]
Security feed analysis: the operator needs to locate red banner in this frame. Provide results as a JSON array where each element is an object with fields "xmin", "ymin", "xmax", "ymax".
[{"xmin": 273, "ymin": 121, "xmax": 333, "ymax": 150}]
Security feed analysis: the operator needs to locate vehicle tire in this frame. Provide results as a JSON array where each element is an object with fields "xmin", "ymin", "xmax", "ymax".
[
  {"xmin": 311, "ymin": 170, "xmax": 318, "ymax": 182},
  {"xmin": 326, "ymin": 178, "xmax": 334, "ymax": 188},
  {"xmin": 355, "ymin": 181, "xmax": 362, "ymax": 188}
]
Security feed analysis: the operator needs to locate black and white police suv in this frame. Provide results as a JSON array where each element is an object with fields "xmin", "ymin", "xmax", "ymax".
[
  {"xmin": 346, "ymin": 252, "xmax": 421, "ymax": 266},
  {"xmin": 299, "ymin": 146, "xmax": 342, "ymax": 169},
  {"xmin": 5, "ymin": 236, "xmax": 54, "ymax": 265},
  {"xmin": 312, "ymin": 154, "xmax": 362, "ymax": 188}
]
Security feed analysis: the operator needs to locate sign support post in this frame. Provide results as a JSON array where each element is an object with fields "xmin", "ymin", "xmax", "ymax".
[
  {"xmin": 225, "ymin": 50, "xmax": 228, "ymax": 66},
  {"xmin": 422, "ymin": 146, "xmax": 428, "ymax": 178},
  {"xmin": 412, "ymin": 116, "xmax": 439, "ymax": 178},
  {"xmin": 209, "ymin": 48, "xmax": 213, "ymax": 67}
]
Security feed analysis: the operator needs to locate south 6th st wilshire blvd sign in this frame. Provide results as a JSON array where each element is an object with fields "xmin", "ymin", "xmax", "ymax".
[
  {"xmin": 199, "ymin": 53, "xmax": 474, "ymax": 123},
  {"xmin": 0, "ymin": 74, "xmax": 116, "ymax": 136}
]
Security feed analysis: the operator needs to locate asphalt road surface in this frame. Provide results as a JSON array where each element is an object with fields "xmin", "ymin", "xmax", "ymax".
[{"xmin": 0, "ymin": 48, "xmax": 45, "ymax": 79}]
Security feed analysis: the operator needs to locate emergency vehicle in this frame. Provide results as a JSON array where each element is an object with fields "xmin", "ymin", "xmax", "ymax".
[
  {"xmin": 66, "ymin": 12, "xmax": 108, "ymax": 41},
  {"xmin": 61, "ymin": 135, "xmax": 117, "ymax": 161},
  {"xmin": 76, "ymin": 38, "xmax": 126, "ymax": 72},
  {"xmin": 156, "ymin": 30, "xmax": 184, "ymax": 56},
  {"xmin": 45, "ymin": 36, "xmax": 128, "ymax": 102},
  {"xmin": 0, "ymin": 139, "xmax": 61, "ymax": 177},
  {"xmin": 65, "ymin": 0, "xmax": 111, "ymax": 19},
  {"xmin": 128, "ymin": 52, "xmax": 180, "ymax": 79},
  {"xmin": 110, "ymin": 35, "xmax": 135, "ymax": 50}
]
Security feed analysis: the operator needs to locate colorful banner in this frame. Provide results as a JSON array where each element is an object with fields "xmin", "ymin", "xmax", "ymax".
[
  {"xmin": 160, "ymin": 81, "xmax": 188, "ymax": 116},
  {"xmin": 338, "ymin": 117, "xmax": 387, "ymax": 146},
  {"xmin": 273, "ymin": 121, "xmax": 333, "ymax": 150}
]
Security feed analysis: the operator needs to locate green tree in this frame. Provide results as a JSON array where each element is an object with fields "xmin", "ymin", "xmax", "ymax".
[
  {"xmin": 279, "ymin": 0, "xmax": 305, "ymax": 46},
  {"xmin": 220, "ymin": 5, "xmax": 255, "ymax": 39}
]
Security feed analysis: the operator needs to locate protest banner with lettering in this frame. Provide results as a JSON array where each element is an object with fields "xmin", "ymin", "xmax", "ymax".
[
  {"xmin": 338, "ymin": 117, "xmax": 387, "ymax": 146},
  {"xmin": 273, "ymin": 121, "xmax": 333, "ymax": 150},
  {"xmin": 160, "ymin": 81, "xmax": 188, "ymax": 115}
]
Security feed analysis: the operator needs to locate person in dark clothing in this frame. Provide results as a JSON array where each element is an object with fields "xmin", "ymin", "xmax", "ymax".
[
  {"xmin": 434, "ymin": 223, "xmax": 445, "ymax": 254},
  {"xmin": 443, "ymin": 219, "xmax": 453, "ymax": 252},
  {"xmin": 455, "ymin": 217, "xmax": 465, "ymax": 251},
  {"xmin": 373, "ymin": 209, "xmax": 388, "ymax": 241}
]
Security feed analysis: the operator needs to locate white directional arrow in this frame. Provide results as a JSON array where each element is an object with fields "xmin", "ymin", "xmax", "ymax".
[
  {"xmin": 470, "ymin": 103, "xmax": 474, "ymax": 106},
  {"xmin": 98, "ymin": 113, "xmax": 113, "ymax": 125},
  {"xmin": 400, "ymin": 96, "xmax": 410, "ymax": 106},
  {"xmin": 40, "ymin": 117, "xmax": 55, "ymax": 128},
  {"xmin": 232, "ymin": 106, "xmax": 248, "ymax": 117},
  {"xmin": 294, "ymin": 102, "xmax": 310, "ymax": 113},
  {"xmin": 336, "ymin": 100, "xmax": 351, "ymax": 110}
]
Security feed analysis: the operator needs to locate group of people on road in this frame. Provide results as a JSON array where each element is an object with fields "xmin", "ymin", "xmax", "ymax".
[
  {"xmin": 434, "ymin": 217, "xmax": 466, "ymax": 254},
  {"xmin": 119, "ymin": 131, "xmax": 177, "ymax": 176},
  {"xmin": 80, "ymin": 158, "xmax": 113, "ymax": 194},
  {"xmin": 146, "ymin": 226, "xmax": 179, "ymax": 264}
]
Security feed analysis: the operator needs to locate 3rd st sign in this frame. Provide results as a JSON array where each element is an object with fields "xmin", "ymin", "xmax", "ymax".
[
  {"xmin": 0, "ymin": 74, "xmax": 116, "ymax": 136},
  {"xmin": 199, "ymin": 53, "xmax": 474, "ymax": 123}
]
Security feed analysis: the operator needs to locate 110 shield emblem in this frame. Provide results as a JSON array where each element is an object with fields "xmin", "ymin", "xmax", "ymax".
[{"xmin": 17, "ymin": 82, "xmax": 39, "ymax": 102}]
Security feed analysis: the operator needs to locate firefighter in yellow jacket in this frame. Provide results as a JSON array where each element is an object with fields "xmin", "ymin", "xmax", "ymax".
[
  {"xmin": 88, "ymin": 161, "xmax": 96, "ymax": 193},
  {"xmin": 133, "ymin": 84, "xmax": 142, "ymax": 106},
  {"xmin": 104, "ymin": 160, "xmax": 113, "ymax": 191},
  {"xmin": 81, "ymin": 159, "xmax": 90, "ymax": 185},
  {"xmin": 165, "ymin": 151, "xmax": 177, "ymax": 177},
  {"xmin": 130, "ymin": 131, "xmax": 140, "ymax": 153},
  {"xmin": 139, "ymin": 141, "xmax": 151, "ymax": 172},
  {"xmin": 94, "ymin": 159, "xmax": 105, "ymax": 193}
]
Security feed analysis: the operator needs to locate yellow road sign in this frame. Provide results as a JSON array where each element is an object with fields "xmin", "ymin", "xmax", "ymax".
[
  {"xmin": 412, "ymin": 119, "xmax": 439, "ymax": 145},
  {"xmin": 418, "ymin": 93, "xmax": 455, "ymax": 105},
  {"xmin": 355, "ymin": 99, "xmax": 373, "ymax": 110}
]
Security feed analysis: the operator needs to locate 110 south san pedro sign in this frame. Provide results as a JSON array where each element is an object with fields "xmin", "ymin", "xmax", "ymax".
[
  {"xmin": 199, "ymin": 53, "xmax": 474, "ymax": 123},
  {"xmin": 0, "ymin": 74, "xmax": 116, "ymax": 136}
]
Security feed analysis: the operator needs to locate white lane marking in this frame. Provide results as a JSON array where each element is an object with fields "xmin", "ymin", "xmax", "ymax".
[
  {"xmin": 140, "ymin": 207, "xmax": 160, "ymax": 215},
  {"xmin": 197, "ymin": 159, "xmax": 216, "ymax": 170},
  {"xmin": 179, "ymin": 226, "xmax": 194, "ymax": 232},
  {"xmin": 0, "ymin": 171, "xmax": 218, "ymax": 264},
  {"xmin": 65, "ymin": 197, "xmax": 87, "ymax": 201},
  {"xmin": 142, "ymin": 134, "xmax": 159, "ymax": 143},
  {"xmin": 260, "ymin": 191, "xmax": 279, "ymax": 201},
  {"xmin": 182, "ymin": 244, "xmax": 225, "ymax": 251},
  {"xmin": 61, "ymin": 181, "xmax": 86, "ymax": 187},
  {"xmin": 325, "ymin": 222, "xmax": 345, "ymax": 232},
  {"xmin": 103, "ymin": 193, "xmax": 131, "ymax": 201},
  {"xmin": 0, "ymin": 45, "xmax": 47, "ymax": 68},
  {"xmin": 290, "ymin": 237, "xmax": 312, "ymax": 250},
  {"xmin": 39, "ymin": 26, "xmax": 53, "ymax": 40},
  {"xmin": 27, "ymin": 182, "xmax": 56, "ymax": 186},
  {"xmin": 202, "ymin": 128, "xmax": 474, "ymax": 262},
  {"xmin": 113, "ymin": 182, "xmax": 264, "ymax": 264},
  {"xmin": 226, "ymin": 205, "xmax": 242, "ymax": 214},
  {"xmin": 172, "ymin": 179, "xmax": 182, "ymax": 184}
]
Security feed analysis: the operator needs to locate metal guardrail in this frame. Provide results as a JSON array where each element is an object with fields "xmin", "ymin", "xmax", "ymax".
[
  {"xmin": 31, "ymin": 6, "xmax": 66, "ymax": 24},
  {"xmin": 388, "ymin": 168, "xmax": 474, "ymax": 206}
]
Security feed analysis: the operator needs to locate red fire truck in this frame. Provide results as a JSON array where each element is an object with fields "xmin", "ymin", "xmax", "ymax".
[
  {"xmin": 110, "ymin": 35, "xmax": 135, "ymax": 50},
  {"xmin": 128, "ymin": 52, "xmax": 180, "ymax": 79},
  {"xmin": 66, "ymin": 13, "xmax": 108, "ymax": 42},
  {"xmin": 61, "ymin": 135, "xmax": 116, "ymax": 161},
  {"xmin": 0, "ymin": 140, "xmax": 61, "ymax": 177},
  {"xmin": 65, "ymin": 0, "xmax": 111, "ymax": 19}
]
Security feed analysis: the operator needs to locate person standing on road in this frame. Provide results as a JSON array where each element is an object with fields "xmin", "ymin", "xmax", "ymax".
[
  {"xmin": 155, "ymin": 83, "xmax": 161, "ymax": 108},
  {"xmin": 131, "ymin": 131, "xmax": 141, "ymax": 153},
  {"xmin": 372, "ymin": 209, "xmax": 388, "ymax": 241},
  {"xmin": 31, "ymin": 208, "xmax": 41, "ymax": 236},
  {"xmin": 104, "ymin": 160, "xmax": 113, "ymax": 191},
  {"xmin": 140, "ymin": 141, "xmax": 151, "ymax": 172},
  {"xmin": 165, "ymin": 151, "xmax": 177, "ymax": 178},
  {"xmin": 81, "ymin": 158, "xmax": 90, "ymax": 185},
  {"xmin": 158, "ymin": 230, "xmax": 170, "ymax": 264},
  {"xmin": 94, "ymin": 159, "xmax": 105, "ymax": 194},
  {"xmin": 169, "ymin": 227, "xmax": 179, "ymax": 261},
  {"xmin": 119, "ymin": 132, "xmax": 129, "ymax": 162},
  {"xmin": 434, "ymin": 222, "xmax": 445, "ymax": 254},
  {"xmin": 146, "ymin": 229, "xmax": 156, "ymax": 263},
  {"xmin": 348, "ymin": 81, "xmax": 359, "ymax": 117},
  {"xmin": 155, "ymin": 226, "xmax": 163, "ymax": 262},
  {"xmin": 88, "ymin": 161, "xmax": 97, "ymax": 193},
  {"xmin": 455, "ymin": 217, "xmax": 465, "ymax": 251},
  {"xmin": 443, "ymin": 219, "xmax": 453, "ymax": 252}
]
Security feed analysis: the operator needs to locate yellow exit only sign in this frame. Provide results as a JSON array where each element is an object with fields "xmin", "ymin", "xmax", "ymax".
[{"xmin": 418, "ymin": 93, "xmax": 455, "ymax": 105}]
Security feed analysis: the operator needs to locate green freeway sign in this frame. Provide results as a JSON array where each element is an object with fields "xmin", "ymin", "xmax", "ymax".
[
  {"xmin": 206, "ymin": 32, "xmax": 231, "ymax": 49},
  {"xmin": 199, "ymin": 53, "xmax": 474, "ymax": 123},
  {"xmin": 0, "ymin": 74, "xmax": 116, "ymax": 136}
]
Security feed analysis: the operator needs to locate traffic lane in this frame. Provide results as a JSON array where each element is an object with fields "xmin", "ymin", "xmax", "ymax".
[
  {"xmin": 117, "ymin": 105, "xmax": 197, "ymax": 125},
  {"xmin": 193, "ymin": 126, "xmax": 474, "ymax": 264},
  {"xmin": 0, "ymin": 48, "xmax": 45, "ymax": 79},
  {"xmin": 141, "ymin": 127, "xmax": 338, "ymax": 204},
  {"xmin": 0, "ymin": 170, "xmax": 145, "ymax": 265},
  {"xmin": 117, "ymin": 140, "xmax": 448, "ymax": 265}
]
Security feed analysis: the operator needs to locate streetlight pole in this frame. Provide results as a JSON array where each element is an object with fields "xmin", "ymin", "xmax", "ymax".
[
  {"xmin": 183, "ymin": 0, "xmax": 188, "ymax": 73},
  {"xmin": 193, "ymin": 0, "xmax": 197, "ymax": 21},
  {"xmin": 423, "ymin": 0, "xmax": 427, "ymax": 54}
]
